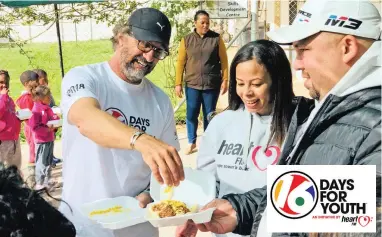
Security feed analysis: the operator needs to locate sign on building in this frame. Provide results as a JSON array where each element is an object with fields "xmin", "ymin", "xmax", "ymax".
[{"xmin": 203, "ymin": 0, "xmax": 248, "ymax": 19}]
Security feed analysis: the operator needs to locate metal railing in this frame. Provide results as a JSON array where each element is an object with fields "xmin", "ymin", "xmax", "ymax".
[{"xmin": 173, "ymin": 17, "xmax": 252, "ymax": 113}]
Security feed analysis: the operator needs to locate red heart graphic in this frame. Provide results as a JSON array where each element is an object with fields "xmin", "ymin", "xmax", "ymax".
[
  {"xmin": 358, "ymin": 216, "xmax": 371, "ymax": 227},
  {"xmin": 251, "ymin": 146, "xmax": 280, "ymax": 171}
]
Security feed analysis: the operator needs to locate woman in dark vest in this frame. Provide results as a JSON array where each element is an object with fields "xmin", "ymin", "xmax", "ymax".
[{"xmin": 175, "ymin": 10, "xmax": 229, "ymax": 155}]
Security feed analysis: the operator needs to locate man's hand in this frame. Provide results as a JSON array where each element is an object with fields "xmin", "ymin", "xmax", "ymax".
[
  {"xmin": 0, "ymin": 87, "xmax": 8, "ymax": 95},
  {"xmin": 134, "ymin": 134, "xmax": 184, "ymax": 187},
  {"xmin": 220, "ymin": 80, "xmax": 228, "ymax": 95},
  {"xmin": 175, "ymin": 85, "xmax": 183, "ymax": 98},
  {"xmin": 196, "ymin": 199, "xmax": 237, "ymax": 234},
  {"xmin": 175, "ymin": 220, "xmax": 198, "ymax": 237},
  {"xmin": 135, "ymin": 192, "xmax": 153, "ymax": 208}
]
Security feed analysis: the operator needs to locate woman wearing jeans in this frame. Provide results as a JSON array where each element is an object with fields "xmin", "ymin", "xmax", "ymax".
[{"xmin": 175, "ymin": 10, "xmax": 229, "ymax": 155}]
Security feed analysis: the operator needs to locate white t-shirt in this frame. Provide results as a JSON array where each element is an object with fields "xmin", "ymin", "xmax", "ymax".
[
  {"xmin": 59, "ymin": 62, "xmax": 180, "ymax": 237},
  {"xmin": 197, "ymin": 108, "xmax": 279, "ymax": 237}
]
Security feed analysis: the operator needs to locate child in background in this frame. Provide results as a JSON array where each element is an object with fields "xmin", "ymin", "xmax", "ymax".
[
  {"xmin": 33, "ymin": 69, "xmax": 62, "ymax": 166},
  {"xmin": 0, "ymin": 70, "xmax": 22, "ymax": 169},
  {"xmin": 33, "ymin": 69, "xmax": 56, "ymax": 107},
  {"xmin": 28, "ymin": 85, "xmax": 59, "ymax": 190},
  {"xmin": 16, "ymin": 71, "xmax": 39, "ymax": 167}
]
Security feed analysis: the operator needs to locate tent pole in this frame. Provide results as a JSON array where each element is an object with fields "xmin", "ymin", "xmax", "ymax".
[{"xmin": 54, "ymin": 4, "xmax": 65, "ymax": 78}]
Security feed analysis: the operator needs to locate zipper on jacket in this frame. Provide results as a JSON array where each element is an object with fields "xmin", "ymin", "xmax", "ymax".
[
  {"xmin": 288, "ymin": 96, "xmax": 333, "ymax": 165},
  {"xmin": 244, "ymin": 113, "xmax": 254, "ymax": 170},
  {"xmin": 200, "ymin": 36, "xmax": 204, "ymax": 90}
]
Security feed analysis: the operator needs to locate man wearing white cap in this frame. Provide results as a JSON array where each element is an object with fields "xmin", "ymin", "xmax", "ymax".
[{"xmin": 195, "ymin": 0, "xmax": 381, "ymax": 236}]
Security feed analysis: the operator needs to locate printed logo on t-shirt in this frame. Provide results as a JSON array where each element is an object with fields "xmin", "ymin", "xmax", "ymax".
[
  {"xmin": 66, "ymin": 83, "xmax": 85, "ymax": 97},
  {"xmin": 216, "ymin": 140, "xmax": 280, "ymax": 172},
  {"xmin": 105, "ymin": 107, "xmax": 151, "ymax": 132},
  {"xmin": 106, "ymin": 107, "xmax": 128, "ymax": 124},
  {"xmin": 129, "ymin": 116, "xmax": 150, "ymax": 131}
]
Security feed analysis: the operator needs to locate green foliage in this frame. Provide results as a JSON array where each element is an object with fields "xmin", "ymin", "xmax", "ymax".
[
  {"xmin": 149, "ymin": 0, "xmax": 197, "ymax": 118},
  {"xmin": 0, "ymin": 39, "xmax": 187, "ymax": 139},
  {"xmin": 2, "ymin": 40, "xmax": 112, "ymax": 102},
  {"xmin": 0, "ymin": 0, "xmax": 198, "ymax": 131},
  {"xmin": 205, "ymin": 0, "xmax": 216, "ymax": 8}
]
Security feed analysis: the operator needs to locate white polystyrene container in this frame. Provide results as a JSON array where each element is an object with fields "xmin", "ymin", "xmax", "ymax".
[
  {"xmin": 16, "ymin": 109, "xmax": 32, "ymax": 120},
  {"xmin": 52, "ymin": 106, "xmax": 62, "ymax": 115},
  {"xmin": 47, "ymin": 119, "xmax": 62, "ymax": 128},
  {"xmin": 80, "ymin": 196, "xmax": 147, "ymax": 230},
  {"xmin": 146, "ymin": 167, "xmax": 216, "ymax": 227}
]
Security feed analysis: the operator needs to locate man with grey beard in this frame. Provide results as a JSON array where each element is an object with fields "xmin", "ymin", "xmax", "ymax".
[{"xmin": 59, "ymin": 8, "xmax": 184, "ymax": 237}]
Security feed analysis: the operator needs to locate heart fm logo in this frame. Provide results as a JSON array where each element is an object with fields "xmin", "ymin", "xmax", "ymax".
[
  {"xmin": 358, "ymin": 216, "xmax": 372, "ymax": 227},
  {"xmin": 251, "ymin": 146, "xmax": 280, "ymax": 171}
]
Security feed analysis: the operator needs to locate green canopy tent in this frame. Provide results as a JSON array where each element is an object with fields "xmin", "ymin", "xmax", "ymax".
[{"xmin": 0, "ymin": 0, "xmax": 104, "ymax": 78}]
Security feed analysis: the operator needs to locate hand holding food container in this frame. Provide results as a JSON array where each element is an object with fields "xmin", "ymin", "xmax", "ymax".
[
  {"xmin": 194, "ymin": 199, "xmax": 238, "ymax": 234},
  {"xmin": 47, "ymin": 119, "xmax": 63, "ymax": 128},
  {"xmin": 146, "ymin": 167, "xmax": 216, "ymax": 227},
  {"xmin": 16, "ymin": 108, "xmax": 32, "ymax": 120},
  {"xmin": 46, "ymin": 106, "xmax": 62, "ymax": 128},
  {"xmin": 80, "ymin": 168, "xmax": 216, "ymax": 229},
  {"xmin": 51, "ymin": 106, "xmax": 62, "ymax": 115}
]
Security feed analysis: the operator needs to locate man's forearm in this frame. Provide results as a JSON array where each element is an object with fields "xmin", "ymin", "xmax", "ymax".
[{"xmin": 69, "ymin": 101, "xmax": 137, "ymax": 150}]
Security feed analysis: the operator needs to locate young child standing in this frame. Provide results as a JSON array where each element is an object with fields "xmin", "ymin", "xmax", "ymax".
[
  {"xmin": 16, "ymin": 71, "xmax": 39, "ymax": 167},
  {"xmin": 28, "ymin": 85, "xmax": 59, "ymax": 190},
  {"xmin": 0, "ymin": 70, "xmax": 22, "ymax": 169},
  {"xmin": 33, "ymin": 69, "xmax": 62, "ymax": 166},
  {"xmin": 33, "ymin": 69, "xmax": 56, "ymax": 107}
]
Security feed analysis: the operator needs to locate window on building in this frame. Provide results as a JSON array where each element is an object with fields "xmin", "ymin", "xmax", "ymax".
[{"xmin": 289, "ymin": 0, "xmax": 298, "ymax": 25}]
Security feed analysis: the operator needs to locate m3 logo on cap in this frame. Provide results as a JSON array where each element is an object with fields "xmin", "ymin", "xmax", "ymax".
[{"xmin": 325, "ymin": 15, "xmax": 362, "ymax": 30}]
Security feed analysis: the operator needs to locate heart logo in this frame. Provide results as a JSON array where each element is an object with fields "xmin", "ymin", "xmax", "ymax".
[
  {"xmin": 251, "ymin": 146, "xmax": 280, "ymax": 171},
  {"xmin": 358, "ymin": 216, "xmax": 371, "ymax": 227}
]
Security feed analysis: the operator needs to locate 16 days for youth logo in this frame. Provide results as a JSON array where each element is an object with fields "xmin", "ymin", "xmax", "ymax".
[
  {"xmin": 106, "ymin": 108, "xmax": 128, "ymax": 125},
  {"xmin": 271, "ymin": 171, "xmax": 318, "ymax": 219}
]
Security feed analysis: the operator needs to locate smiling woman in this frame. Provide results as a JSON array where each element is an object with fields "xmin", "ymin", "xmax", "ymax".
[
  {"xmin": 176, "ymin": 39, "xmax": 296, "ymax": 237},
  {"xmin": 228, "ymin": 40, "xmax": 295, "ymax": 146}
]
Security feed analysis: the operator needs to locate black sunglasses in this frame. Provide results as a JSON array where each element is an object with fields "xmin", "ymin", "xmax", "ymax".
[{"xmin": 137, "ymin": 40, "xmax": 169, "ymax": 60}]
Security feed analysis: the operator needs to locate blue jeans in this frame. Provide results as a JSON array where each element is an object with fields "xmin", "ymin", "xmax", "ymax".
[{"xmin": 185, "ymin": 86, "xmax": 220, "ymax": 144}]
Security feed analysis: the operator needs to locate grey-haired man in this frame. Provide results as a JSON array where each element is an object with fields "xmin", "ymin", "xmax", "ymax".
[{"xmin": 59, "ymin": 8, "xmax": 183, "ymax": 237}]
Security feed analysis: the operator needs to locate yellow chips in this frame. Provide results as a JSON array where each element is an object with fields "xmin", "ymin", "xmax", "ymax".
[
  {"xmin": 164, "ymin": 186, "xmax": 174, "ymax": 200},
  {"xmin": 89, "ymin": 205, "xmax": 124, "ymax": 216}
]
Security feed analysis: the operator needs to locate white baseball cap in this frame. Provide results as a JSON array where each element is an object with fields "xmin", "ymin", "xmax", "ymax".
[{"xmin": 267, "ymin": 0, "xmax": 381, "ymax": 44}]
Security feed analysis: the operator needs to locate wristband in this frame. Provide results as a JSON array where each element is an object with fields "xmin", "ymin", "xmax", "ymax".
[{"xmin": 130, "ymin": 131, "xmax": 145, "ymax": 150}]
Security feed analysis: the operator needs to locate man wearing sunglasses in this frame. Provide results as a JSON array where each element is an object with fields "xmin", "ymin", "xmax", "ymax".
[{"xmin": 59, "ymin": 8, "xmax": 183, "ymax": 237}]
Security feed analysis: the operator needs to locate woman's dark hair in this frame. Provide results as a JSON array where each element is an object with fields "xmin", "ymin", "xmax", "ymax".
[
  {"xmin": 194, "ymin": 10, "xmax": 209, "ymax": 21},
  {"xmin": 0, "ymin": 164, "xmax": 76, "ymax": 236},
  {"xmin": 0, "ymin": 70, "xmax": 10, "ymax": 89},
  {"xmin": 228, "ymin": 40, "xmax": 294, "ymax": 146}
]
